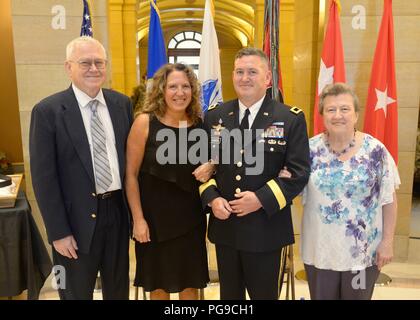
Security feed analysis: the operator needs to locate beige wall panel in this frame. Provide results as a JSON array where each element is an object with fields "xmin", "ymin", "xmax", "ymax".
[
  {"xmin": 341, "ymin": 16, "xmax": 420, "ymax": 63},
  {"xmin": 12, "ymin": 0, "xmax": 83, "ymax": 15},
  {"xmin": 293, "ymin": 67, "xmax": 313, "ymax": 96},
  {"xmin": 393, "ymin": 16, "xmax": 420, "ymax": 62},
  {"xmin": 295, "ymin": 93, "xmax": 312, "ymax": 125},
  {"xmin": 398, "ymin": 107, "xmax": 419, "ymax": 152},
  {"xmin": 12, "ymin": 0, "xmax": 107, "ymax": 17},
  {"xmin": 279, "ymin": 23, "xmax": 294, "ymax": 43},
  {"xmin": 110, "ymin": 74, "xmax": 126, "ymax": 93},
  {"xmin": 395, "ymin": 63, "xmax": 420, "ymax": 108},
  {"xmin": 396, "ymin": 193, "xmax": 413, "ymax": 236},
  {"xmin": 12, "ymin": 17, "xmax": 108, "ymax": 64},
  {"xmin": 295, "ymin": 20, "xmax": 316, "ymax": 45},
  {"xmin": 294, "ymin": 43, "xmax": 315, "ymax": 70},
  {"xmin": 341, "ymin": 16, "xmax": 379, "ymax": 63},
  {"xmin": 13, "ymin": 16, "xmax": 76, "ymax": 63},
  {"xmin": 295, "ymin": 1, "xmax": 319, "ymax": 20},
  {"xmin": 15, "ymin": 65, "xmax": 70, "ymax": 111},
  {"xmin": 109, "ymin": 57, "xmax": 126, "ymax": 74},
  {"xmin": 279, "ymin": 44, "xmax": 294, "ymax": 61},
  {"xmin": 18, "ymin": 110, "xmax": 31, "ymax": 163},
  {"xmin": 393, "ymin": 235, "xmax": 409, "ymax": 261},
  {"xmin": 340, "ymin": 0, "xmax": 420, "ymax": 17},
  {"xmin": 397, "ymin": 151, "xmax": 416, "ymax": 195}
]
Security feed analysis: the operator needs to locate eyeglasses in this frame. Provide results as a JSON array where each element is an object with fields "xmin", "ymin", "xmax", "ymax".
[{"xmin": 69, "ymin": 59, "xmax": 107, "ymax": 70}]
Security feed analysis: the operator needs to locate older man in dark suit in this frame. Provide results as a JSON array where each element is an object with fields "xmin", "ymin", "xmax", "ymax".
[
  {"xmin": 30, "ymin": 36, "xmax": 133, "ymax": 299},
  {"xmin": 200, "ymin": 48, "xmax": 310, "ymax": 300}
]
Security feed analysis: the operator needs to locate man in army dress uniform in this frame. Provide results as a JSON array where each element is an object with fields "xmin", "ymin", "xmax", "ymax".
[{"xmin": 199, "ymin": 48, "xmax": 310, "ymax": 300}]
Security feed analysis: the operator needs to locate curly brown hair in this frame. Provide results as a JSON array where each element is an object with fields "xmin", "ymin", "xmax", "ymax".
[{"xmin": 139, "ymin": 63, "xmax": 202, "ymax": 124}]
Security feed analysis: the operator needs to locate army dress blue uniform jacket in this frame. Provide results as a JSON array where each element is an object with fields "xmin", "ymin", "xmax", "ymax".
[{"xmin": 200, "ymin": 96, "xmax": 310, "ymax": 253}]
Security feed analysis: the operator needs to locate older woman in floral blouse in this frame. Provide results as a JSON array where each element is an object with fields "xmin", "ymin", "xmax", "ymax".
[{"xmin": 282, "ymin": 83, "xmax": 400, "ymax": 300}]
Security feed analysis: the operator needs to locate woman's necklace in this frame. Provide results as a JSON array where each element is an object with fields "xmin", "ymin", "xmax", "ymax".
[{"xmin": 324, "ymin": 131, "xmax": 356, "ymax": 157}]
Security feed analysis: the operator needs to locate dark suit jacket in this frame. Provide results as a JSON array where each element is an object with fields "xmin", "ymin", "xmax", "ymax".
[
  {"xmin": 200, "ymin": 96, "xmax": 310, "ymax": 252},
  {"xmin": 29, "ymin": 86, "xmax": 133, "ymax": 254}
]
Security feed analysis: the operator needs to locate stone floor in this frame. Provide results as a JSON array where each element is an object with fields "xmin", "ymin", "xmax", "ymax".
[
  {"xmin": 30, "ymin": 191, "xmax": 420, "ymax": 300},
  {"xmin": 36, "ymin": 243, "xmax": 420, "ymax": 300}
]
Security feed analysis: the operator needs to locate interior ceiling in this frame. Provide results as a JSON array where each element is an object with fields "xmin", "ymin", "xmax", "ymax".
[{"xmin": 137, "ymin": 0, "xmax": 258, "ymax": 47}]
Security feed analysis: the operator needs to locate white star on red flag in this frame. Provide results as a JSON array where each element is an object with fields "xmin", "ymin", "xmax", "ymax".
[
  {"xmin": 318, "ymin": 59, "xmax": 334, "ymax": 96},
  {"xmin": 374, "ymin": 87, "xmax": 396, "ymax": 117}
]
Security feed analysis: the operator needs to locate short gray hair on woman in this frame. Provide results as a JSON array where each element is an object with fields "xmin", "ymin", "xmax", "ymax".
[
  {"xmin": 66, "ymin": 36, "xmax": 107, "ymax": 60},
  {"xmin": 234, "ymin": 47, "xmax": 269, "ymax": 66},
  {"xmin": 318, "ymin": 82, "xmax": 360, "ymax": 114}
]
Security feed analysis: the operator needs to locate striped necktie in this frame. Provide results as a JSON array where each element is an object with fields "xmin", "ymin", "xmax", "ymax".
[{"xmin": 89, "ymin": 99, "xmax": 112, "ymax": 193}]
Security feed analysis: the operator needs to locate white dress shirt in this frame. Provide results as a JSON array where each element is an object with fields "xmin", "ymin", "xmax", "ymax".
[
  {"xmin": 72, "ymin": 84, "xmax": 122, "ymax": 192},
  {"xmin": 238, "ymin": 95, "xmax": 266, "ymax": 128}
]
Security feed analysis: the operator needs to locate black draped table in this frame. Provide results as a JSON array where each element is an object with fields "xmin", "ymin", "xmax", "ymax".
[{"xmin": 0, "ymin": 191, "xmax": 52, "ymax": 299}]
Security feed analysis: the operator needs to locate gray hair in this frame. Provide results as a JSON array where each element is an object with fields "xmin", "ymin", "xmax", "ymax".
[
  {"xmin": 66, "ymin": 36, "xmax": 106, "ymax": 60},
  {"xmin": 234, "ymin": 47, "xmax": 269, "ymax": 66},
  {"xmin": 318, "ymin": 82, "xmax": 360, "ymax": 114}
]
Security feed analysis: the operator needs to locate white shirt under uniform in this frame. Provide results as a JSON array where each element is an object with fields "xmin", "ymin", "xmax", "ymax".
[{"xmin": 238, "ymin": 95, "xmax": 265, "ymax": 128}]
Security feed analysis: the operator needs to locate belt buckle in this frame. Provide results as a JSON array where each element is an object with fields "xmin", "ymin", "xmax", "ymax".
[{"xmin": 101, "ymin": 191, "xmax": 112, "ymax": 199}]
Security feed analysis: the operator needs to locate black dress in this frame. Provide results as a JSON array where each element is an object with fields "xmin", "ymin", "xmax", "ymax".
[{"xmin": 134, "ymin": 116, "xmax": 209, "ymax": 293}]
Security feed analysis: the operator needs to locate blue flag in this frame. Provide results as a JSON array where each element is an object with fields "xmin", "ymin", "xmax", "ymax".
[
  {"xmin": 147, "ymin": 0, "xmax": 167, "ymax": 78},
  {"xmin": 80, "ymin": 0, "xmax": 93, "ymax": 37}
]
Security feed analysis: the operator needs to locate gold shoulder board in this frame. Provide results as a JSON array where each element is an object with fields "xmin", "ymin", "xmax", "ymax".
[{"xmin": 290, "ymin": 106, "xmax": 302, "ymax": 115}]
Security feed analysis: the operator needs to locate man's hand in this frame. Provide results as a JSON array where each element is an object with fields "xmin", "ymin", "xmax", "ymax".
[
  {"xmin": 229, "ymin": 191, "xmax": 262, "ymax": 217},
  {"xmin": 53, "ymin": 235, "xmax": 78, "ymax": 259},
  {"xmin": 210, "ymin": 197, "xmax": 232, "ymax": 220}
]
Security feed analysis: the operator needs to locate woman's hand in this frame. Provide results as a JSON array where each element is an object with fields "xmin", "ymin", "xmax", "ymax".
[
  {"xmin": 375, "ymin": 239, "xmax": 393, "ymax": 270},
  {"xmin": 193, "ymin": 162, "xmax": 215, "ymax": 183},
  {"xmin": 133, "ymin": 218, "xmax": 151, "ymax": 243},
  {"xmin": 278, "ymin": 166, "xmax": 292, "ymax": 178}
]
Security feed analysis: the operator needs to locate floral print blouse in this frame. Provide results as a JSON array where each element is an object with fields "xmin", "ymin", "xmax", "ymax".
[{"xmin": 301, "ymin": 133, "xmax": 400, "ymax": 271}]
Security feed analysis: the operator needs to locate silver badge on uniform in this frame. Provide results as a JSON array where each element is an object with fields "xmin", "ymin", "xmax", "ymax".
[{"xmin": 264, "ymin": 122, "xmax": 286, "ymax": 145}]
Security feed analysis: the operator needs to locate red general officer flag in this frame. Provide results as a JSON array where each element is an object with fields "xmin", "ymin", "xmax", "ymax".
[
  {"xmin": 313, "ymin": 0, "xmax": 346, "ymax": 135},
  {"xmin": 363, "ymin": 0, "xmax": 398, "ymax": 163}
]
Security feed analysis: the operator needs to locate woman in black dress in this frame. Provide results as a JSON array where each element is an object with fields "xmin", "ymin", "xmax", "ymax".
[{"xmin": 125, "ymin": 63, "xmax": 213, "ymax": 300}]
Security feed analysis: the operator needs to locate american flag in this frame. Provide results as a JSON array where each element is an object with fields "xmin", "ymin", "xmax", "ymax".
[{"xmin": 80, "ymin": 0, "xmax": 93, "ymax": 37}]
